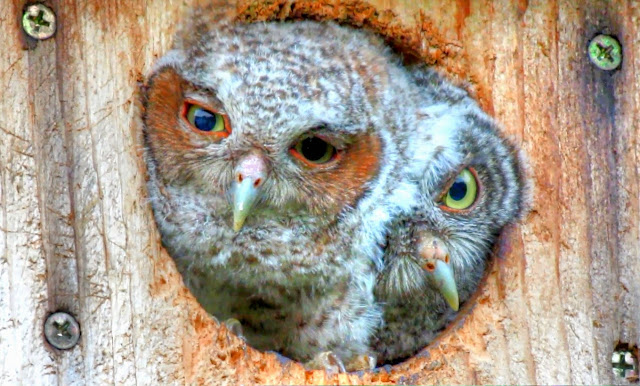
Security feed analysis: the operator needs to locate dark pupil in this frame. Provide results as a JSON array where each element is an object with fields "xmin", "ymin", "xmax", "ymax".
[
  {"xmin": 449, "ymin": 177, "xmax": 468, "ymax": 201},
  {"xmin": 300, "ymin": 137, "xmax": 329, "ymax": 161},
  {"xmin": 194, "ymin": 109, "xmax": 217, "ymax": 131}
]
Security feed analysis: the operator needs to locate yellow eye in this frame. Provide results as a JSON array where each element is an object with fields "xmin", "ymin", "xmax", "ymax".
[
  {"xmin": 443, "ymin": 168, "xmax": 478, "ymax": 210},
  {"xmin": 290, "ymin": 136, "xmax": 337, "ymax": 166},
  {"xmin": 186, "ymin": 104, "xmax": 225, "ymax": 132}
]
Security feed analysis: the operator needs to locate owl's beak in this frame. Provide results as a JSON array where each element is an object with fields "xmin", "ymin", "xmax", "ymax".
[
  {"xmin": 232, "ymin": 153, "xmax": 267, "ymax": 232},
  {"xmin": 430, "ymin": 259, "xmax": 459, "ymax": 311},
  {"xmin": 419, "ymin": 240, "xmax": 459, "ymax": 311},
  {"xmin": 232, "ymin": 178, "xmax": 261, "ymax": 232}
]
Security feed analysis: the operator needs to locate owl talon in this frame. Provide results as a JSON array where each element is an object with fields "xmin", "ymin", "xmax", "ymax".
[
  {"xmin": 304, "ymin": 351, "xmax": 347, "ymax": 373},
  {"xmin": 207, "ymin": 313, "xmax": 220, "ymax": 324},
  {"xmin": 223, "ymin": 318, "xmax": 245, "ymax": 339},
  {"xmin": 345, "ymin": 353, "xmax": 377, "ymax": 371}
]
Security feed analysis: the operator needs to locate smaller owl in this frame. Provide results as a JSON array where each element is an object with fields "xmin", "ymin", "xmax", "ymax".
[{"xmin": 373, "ymin": 67, "xmax": 528, "ymax": 364}]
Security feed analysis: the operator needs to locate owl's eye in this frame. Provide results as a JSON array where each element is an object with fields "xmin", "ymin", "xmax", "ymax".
[
  {"xmin": 441, "ymin": 168, "xmax": 479, "ymax": 211},
  {"xmin": 182, "ymin": 101, "xmax": 230, "ymax": 138},
  {"xmin": 290, "ymin": 136, "xmax": 338, "ymax": 166}
]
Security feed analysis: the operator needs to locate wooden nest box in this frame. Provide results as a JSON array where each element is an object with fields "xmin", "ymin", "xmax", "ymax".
[{"xmin": 1, "ymin": 0, "xmax": 638, "ymax": 384}]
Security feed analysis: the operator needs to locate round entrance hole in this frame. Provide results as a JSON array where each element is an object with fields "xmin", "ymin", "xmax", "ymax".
[{"xmin": 145, "ymin": 1, "xmax": 528, "ymax": 384}]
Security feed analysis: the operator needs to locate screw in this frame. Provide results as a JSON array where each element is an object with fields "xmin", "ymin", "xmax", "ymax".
[
  {"xmin": 612, "ymin": 348, "xmax": 639, "ymax": 382},
  {"xmin": 22, "ymin": 4, "xmax": 56, "ymax": 40},
  {"xmin": 588, "ymin": 35, "xmax": 622, "ymax": 71},
  {"xmin": 44, "ymin": 312, "xmax": 80, "ymax": 350}
]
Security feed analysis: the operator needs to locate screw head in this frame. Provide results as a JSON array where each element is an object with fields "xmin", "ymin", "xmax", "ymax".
[
  {"xmin": 612, "ymin": 348, "xmax": 639, "ymax": 382},
  {"xmin": 588, "ymin": 35, "xmax": 622, "ymax": 71},
  {"xmin": 22, "ymin": 4, "xmax": 56, "ymax": 40},
  {"xmin": 44, "ymin": 312, "xmax": 80, "ymax": 350}
]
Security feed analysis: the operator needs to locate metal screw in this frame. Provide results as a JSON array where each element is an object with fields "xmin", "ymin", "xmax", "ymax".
[
  {"xmin": 22, "ymin": 4, "xmax": 56, "ymax": 40},
  {"xmin": 44, "ymin": 312, "xmax": 80, "ymax": 350},
  {"xmin": 612, "ymin": 348, "xmax": 639, "ymax": 382},
  {"xmin": 588, "ymin": 34, "xmax": 622, "ymax": 71}
]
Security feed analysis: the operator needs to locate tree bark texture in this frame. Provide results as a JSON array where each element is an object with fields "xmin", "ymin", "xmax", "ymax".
[{"xmin": 1, "ymin": 0, "xmax": 638, "ymax": 384}]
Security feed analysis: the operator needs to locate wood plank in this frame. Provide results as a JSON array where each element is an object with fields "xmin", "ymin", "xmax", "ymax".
[
  {"xmin": 556, "ymin": 2, "xmax": 602, "ymax": 383},
  {"xmin": 1, "ymin": 1, "xmax": 57, "ymax": 383},
  {"xmin": 488, "ymin": 0, "xmax": 538, "ymax": 383},
  {"xmin": 616, "ymin": 0, "xmax": 640, "ymax": 351}
]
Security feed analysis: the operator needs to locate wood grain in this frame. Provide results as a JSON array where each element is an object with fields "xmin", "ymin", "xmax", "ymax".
[{"xmin": 0, "ymin": 0, "xmax": 638, "ymax": 384}]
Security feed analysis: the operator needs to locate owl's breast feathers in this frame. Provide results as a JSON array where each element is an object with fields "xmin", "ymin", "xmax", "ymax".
[{"xmin": 149, "ymin": 179, "xmax": 383, "ymax": 360}]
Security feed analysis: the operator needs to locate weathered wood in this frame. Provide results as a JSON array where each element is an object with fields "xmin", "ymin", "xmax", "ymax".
[{"xmin": 1, "ymin": 0, "xmax": 638, "ymax": 384}]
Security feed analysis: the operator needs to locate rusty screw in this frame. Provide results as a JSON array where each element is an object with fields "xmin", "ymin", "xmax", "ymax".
[
  {"xmin": 44, "ymin": 312, "xmax": 80, "ymax": 350},
  {"xmin": 588, "ymin": 35, "xmax": 622, "ymax": 71},
  {"xmin": 22, "ymin": 4, "xmax": 56, "ymax": 40},
  {"xmin": 612, "ymin": 348, "xmax": 638, "ymax": 382}
]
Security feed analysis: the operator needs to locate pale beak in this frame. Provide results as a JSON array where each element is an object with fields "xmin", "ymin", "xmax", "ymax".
[
  {"xmin": 232, "ymin": 152, "xmax": 267, "ymax": 232},
  {"xmin": 430, "ymin": 259, "xmax": 459, "ymax": 311},
  {"xmin": 233, "ymin": 177, "xmax": 261, "ymax": 232},
  {"xmin": 419, "ymin": 239, "xmax": 460, "ymax": 311}
]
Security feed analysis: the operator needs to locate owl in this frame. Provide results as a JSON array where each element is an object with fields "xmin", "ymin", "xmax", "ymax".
[
  {"xmin": 139, "ymin": 9, "xmax": 439, "ymax": 371},
  {"xmin": 372, "ymin": 67, "xmax": 528, "ymax": 364}
]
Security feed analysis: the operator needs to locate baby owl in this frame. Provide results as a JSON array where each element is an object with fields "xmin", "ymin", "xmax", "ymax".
[
  {"xmin": 141, "ymin": 7, "xmax": 526, "ymax": 370},
  {"xmin": 373, "ymin": 67, "xmax": 528, "ymax": 364},
  {"xmin": 140, "ymin": 9, "xmax": 436, "ymax": 370}
]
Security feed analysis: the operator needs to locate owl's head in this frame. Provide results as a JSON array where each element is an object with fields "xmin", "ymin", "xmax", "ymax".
[
  {"xmin": 379, "ymin": 67, "xmax": 529, "ymax": 308},
  {"xmin": 141, "ymin": 18, "xmax": 415, "ymax": 236}
]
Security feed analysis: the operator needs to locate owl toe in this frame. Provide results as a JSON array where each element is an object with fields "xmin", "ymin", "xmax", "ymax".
[
  {"xmin": 344, "ymin": 353, "xmax": 377, "ymax": 371},
  {"xmin": 304, "ymin": 351, "xmax": 347, "ymax": 373},
  {"xmin": 223, "ymin": 317, "xmax": 245, "ymax": 340}
]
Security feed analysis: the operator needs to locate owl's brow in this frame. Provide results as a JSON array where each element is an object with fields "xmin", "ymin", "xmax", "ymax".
[
  {"xmin": 182, "ymin": 86, "xmax": 226, "ymax": 113},
  {"xmin": 434, "ymin": 167, "xmax": 464, "ymax": 196},
  {"xmin": 295, "ymin": 125, "xmax": 356, "ymax": 148},
  {"xmin": 431, "ymin": 156, "xmax": 474, "ymax": 199},
  {"xmin": 440, "ymin": 151, "xmax": 478, "ymax": 182}
]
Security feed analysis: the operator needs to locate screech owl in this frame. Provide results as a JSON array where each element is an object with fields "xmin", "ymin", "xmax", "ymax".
[
  {"xmin": 139, "ymin": 8, "xmax": 447, "ymax": 371},
  {"xmin": 373, "ymin": 67, "xmax": 528, "ymax": 364}
]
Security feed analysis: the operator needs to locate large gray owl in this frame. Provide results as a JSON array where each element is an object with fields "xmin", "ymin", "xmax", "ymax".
[
  {"xmin": 373, "ymin": 67, "xmax": 528, "ymax": 364},
  {"xmin": 139, "ymin": 9, "xmax": 447, "ymax": 371}
]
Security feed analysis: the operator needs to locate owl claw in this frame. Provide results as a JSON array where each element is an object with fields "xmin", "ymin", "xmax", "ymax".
[
  {"xmin": 223, "ymin": 318, "xmax": 245, "ymax": 339},
  {"xmin": 305, "ymin": 351, "xmax": 347, "ymax": 373},
  {"xmin": 345, "ymin": 353, "xmax": 377, "ymax": 371},
  {"xmin": 430, "ymin": 259, "xmax": 459, "ymax": 311}
]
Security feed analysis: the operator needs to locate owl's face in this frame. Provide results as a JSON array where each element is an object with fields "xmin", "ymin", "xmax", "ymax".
[
  {"xmin": 141, "ymin": 19, "xmax": 427, "ymax": 283},
  {"xmin": 378, "ymin": 68, "xmax": 527, "ymax": 308},
  {"xmin": 142, "ymin": 21, "xmax": 409, "ymax": 235}
]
